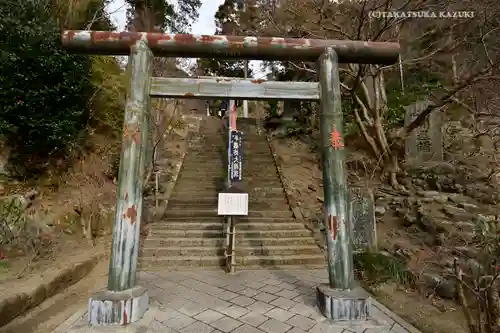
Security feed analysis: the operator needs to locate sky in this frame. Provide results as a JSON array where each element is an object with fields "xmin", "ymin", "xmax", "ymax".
[{"xmin": 105, "ymin": 0, "xmax": 268, "ymax": 78}]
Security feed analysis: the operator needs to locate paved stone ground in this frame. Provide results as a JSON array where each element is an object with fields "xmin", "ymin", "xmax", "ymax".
[{"xmin": 53, "ymin": 269, "xmax": 421, "ymax": 333}]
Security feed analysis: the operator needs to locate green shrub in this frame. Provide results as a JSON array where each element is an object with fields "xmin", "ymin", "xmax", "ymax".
[
  {"xmin": 0, "ymin": 0, "xmax": 93, "ymax": 175},
  {"xmin": 354, "ymin": 251, "xmax": 414, "ymax": 286}
]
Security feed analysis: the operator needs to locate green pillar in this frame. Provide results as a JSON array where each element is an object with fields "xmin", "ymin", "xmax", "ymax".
[
  {"xmin": 108, "ymin": 40, "xmax": 153, "ymax": 291},
  {"xmin": 318, "ymin": 47, "xmax": 354, "ymax": 290}
]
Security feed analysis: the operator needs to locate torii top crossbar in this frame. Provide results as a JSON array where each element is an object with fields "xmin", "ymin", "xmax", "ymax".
[{"xmin": 61, "ymin": 31, "xmax": 400, "ymax": 65}]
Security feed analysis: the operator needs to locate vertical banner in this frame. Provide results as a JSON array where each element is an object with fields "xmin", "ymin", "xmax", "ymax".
[{"xmin": 229, "ymin": 130, "xmax": 243, "ymax": 182}]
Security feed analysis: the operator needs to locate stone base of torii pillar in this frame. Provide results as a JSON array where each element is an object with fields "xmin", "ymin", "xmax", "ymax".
[
  {"xmin": 316, "ymin": 284, "xmax": 372, "ymax": 321},
  {"xmin": 88, "ymin": 286, "xmax": 149, "ymax": 325}
]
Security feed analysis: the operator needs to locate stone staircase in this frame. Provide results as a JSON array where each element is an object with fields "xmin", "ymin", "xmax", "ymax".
[{"xmin": 140, "ymin": 116, "xmax": 324, "ymax": 269}]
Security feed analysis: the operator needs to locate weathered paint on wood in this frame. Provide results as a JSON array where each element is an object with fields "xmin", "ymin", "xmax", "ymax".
[
  {"xmin": 61, "ymin": 31, "xmax": 400, "ymax": 64},
  {"xmin": 108, "ymin": 40, "xmax": 153, "ymax": 292},
  {"xmin": 318, "ymin": 47, "xmax": 354, "ymax": 290},
  {"xmin": 88, "ymin": 286, "xmax": 149, "ymax": 325},
  {"xmin": 149, "ymin": 77, "xmax": 320, "ymax": 100}
]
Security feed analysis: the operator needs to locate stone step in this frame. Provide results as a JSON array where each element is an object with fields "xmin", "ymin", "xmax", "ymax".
[
  {"xmin": 236, "ymin": 254, "xmax": 325, "ymax": 267},
  {"xmin": 166, "ymin": 201, "xmax": 289, "ymax": 210},
  {"xmin": 179, "ymin": 168, "xmax": 225, "ymax": 173},
  {"xmin": 141, "ymin": 244, "xmax": 321, "ymax": 257},
  {"xmin": 166, "ymin": 197, "xmax": 289, "ymax": 206},
  {"xmin": 172, "ymin": 185, "xmax": 224, "ymax": 192},
  {"xmin": 139, "ymin": 254, "xmax": 325, "ymax": 268},
  {"xmin": 138, "ymin": 256, "xmax": 225, "ymax": 268},
  {"xmin": 148, "ymin": 221, "xmax": 306, "ymax": 230},
  {"xmin": 185, "ymin": 151, "xmax": 221, "ymax": 155},
  {"xmin": 182, "ymin": 158, "xmax": 220, "ymax": 163},
  {"xmin": 144, "ymin": 236, "xmax": 316, "ymax": 247},
  {"xmin": 183, "ymin": 159, "xmax": 221, "ymax": 163},
  {"xmin": 175, "ymin": 174, "xmax": 224, "ymax": 180},
  {"xmin": 148, "ymin": 229, "xmax": 313, "ymax": 238},
  {"xmin": 170, "ymin": 193, "xmax": 287, "ymax": 201},
  {"xmin": 177, "ymin": 172, "xmax": 277, "ymax": 178},
  {"xmin": 176, "ymin": 173, "xmax": 225, "ymax": 179},
  {"xmin": 164, "ymin": 209, "xmax": 293, "ymax": 218},
  {"xmin": 155, "ymin": 217, "xmax": 296, "ymax": 223},
  {"xmin": 182, "ymin": 158, "xmax": 222, "ymax": 163},
  {"xmin": 172, "ymin": 186, "xmax": 284, "ymax": 194},
  {"xmin": 172, "ymin": 185, "xmax": 284, "ymax": 192},
  {"xmin": 170, "ymin": 189, "xmax": 221, "ymax": 196},
  {"xmin": 186, "ymin": 148, "xmax": 223, "ymax": 152},
  {"xmin": 179, "ymin": 169, "xmax": 225, "ymax": 175},
  {"xmin": 239, "ymin": 165, "xmax": 278, "ymax": 170}
]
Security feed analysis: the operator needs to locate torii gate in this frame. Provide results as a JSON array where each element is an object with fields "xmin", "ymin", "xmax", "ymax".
[{"xmin": 61, "ymin": 31, "xmax": 399, "ymax": 326}]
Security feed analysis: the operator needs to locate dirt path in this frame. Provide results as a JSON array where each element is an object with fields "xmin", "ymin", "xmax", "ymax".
[{"xmin": 0, "ymin": 258, "xmax": 108, "ymax": 333}]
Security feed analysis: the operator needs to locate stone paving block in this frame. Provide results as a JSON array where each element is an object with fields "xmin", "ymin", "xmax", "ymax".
[
  {"xmin": 218, "ymin": 290, "xmax": 240, "ymax": 300},
  {"xmin": 266, "ymin": 308, "xmax": 294, "ymax": 322},
  {"xmin": 254, "ymin": 292, "xmax": 278, "ymax": 303},
  {"xmin": 246, "ymin": 281, "xmax": 267, "ymax": 290},
  {"xmin": 286, "ymin": 314, "xmax": 315, "ymax": 331},
  {"xmin": 371, "ymin": 306, "xmax": 395, "ymax": 326},
  {"xmin": 148, "ymin": 288, "xmax": 172, "ymax": 304},
  {"xmin": 309, "ymin": 322, "xmax": 344, "ymax": 333},
  {"xmin": 224, "ymin": 284, "xmax": 247, "ymax": 292},
  {"xmin": 195, "ymin": 310, "xmax": 225, "ymax": 324},
  {"xmin": 293, "ymin": 295, "xmax": 315, "ymax": 305},
  {"xmin": 210, "ymin": 299, "xmax": 233, "ymax": 311},
  {"xmin": 167, "ymin": 298, "xmax": 206, "ymax": 317},
  {"xmin": 151, "ymin": 272, "xmax": 183, "ymax": 282},
  {"xmin": 171, "ymin": 285, "xmax": 195, "ymax": 296},
  {"xmin": 232, "ymin": 295, "xmax": 256, "ymax": 307},
  {"xmin": 239, "ymin": 288, "xmax": 260, "ymax": 297},
  {"xmin": 193, "ymin": 296, "xmax": 232, "ymax": 312},
  {"xmin": 390, "ymin": 323, "xmax": 409, "ymax": 333},
  {"xmin": 234, "ymin": 324, "xmax": 266, "ymax": 333},
  {"xmin": 198, "ymin": 282, "xmax": 226, "ymax": 296},
  {"xmin": 55, "ymin": 269, "xmax": 421, "ymax": 333},
  {"xmin": 148, "ymin": 319, "xmax": 179, "ymax": 333},
  {"xmin": 138, "ymin": 271, "xmax": 161, "ymax": 283},
  {"xmin": 286, "ymin": 327, "xmax": 307, "ymax": 333},
  {"xmin": 192, "ymin": 292, "xmax": 217, "ymax": 303},
  {"xmin": 259, "ymin": 318, "xmax": 292, "ymax": 333},
  {"xmin": 260, "ymin": 285, "xmax": 282, "ymax": 294},
  {"xmin": 162, "ymin": 312, "xmax": 196, "ymax": 330},
  {"xmin": 276, "ymin": 277, "xmax": 299, "ymax": 284},
  {"xmin": 181, "ymin": 279, "xmax": 225, "ymax": 296},
  {"xmin": 264, "ymin": 280, "xmax": 283, "ymax": 286},
  {"xmin": 287, "ymin": 303, "xmax": 317, "ymax": 318},
  {"xmin": 154, "ymin": 307, "xmax": 182, "ymax": 322},
  {"xmin": 270, "ymin": 297, "xmax": 295, "ymax": 310},
  {"xmin": 220, "ymin": 305, "xmax": 250, "ymax": 319},
  {"xmin": 275, "ymin": 289, "xmax": 300, "ymax": 300},
  {"xmin": 159, "ymin": 281, "xmax": 179, "ymax": 290},
  {"xmin": 276, "ymin": 282, "xmax": 296, "ymax": 291},
  {"xmin": 294, "ymin": 286, "xmax": 314, "ymax": 296},
  {"xmin": 363, "ymin": 328, "xmax": 392, "ymax": 333},
  {"xmin": 203, "ymin": 277, "xmax": 233, "ymax": 288},
  {"xmin": 324, "ymin": 319, "xmax": 390, "ymax": 333},
  {"xmin": 246, "ymin": 301, "xmax": 275, "ymax": 315},
  {"xmin": 295, "ymin": 280, "xmax": 316, "ymax": 288},
  {"xmin": 181, "ymin": 320, "xmax": 215, "ymax": 333},
  {"xmin": 306, "ymin": 307, "xmax": 327, "ymax": 322},
  {"xmin": 210, "ymin": 316, "xmax": 244, "ymax": 333},
  {"xmin": 239, "ymin": 312, "xmax": 269, "ymax": 327}
]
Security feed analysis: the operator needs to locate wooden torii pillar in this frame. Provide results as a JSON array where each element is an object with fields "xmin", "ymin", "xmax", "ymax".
[{"xmin": 61, "ymin": 30, "xmax": 400, "ymax": 326}]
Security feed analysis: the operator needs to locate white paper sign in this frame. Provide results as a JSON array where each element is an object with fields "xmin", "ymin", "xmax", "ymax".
[{"xmin": 218, "ymin": 193, "xmax": 248, "ymax": 216}]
